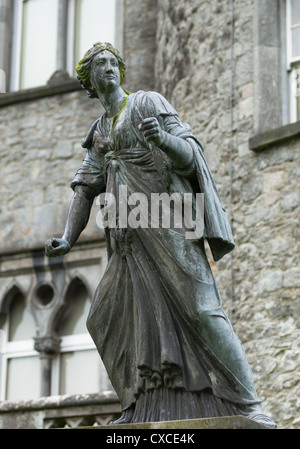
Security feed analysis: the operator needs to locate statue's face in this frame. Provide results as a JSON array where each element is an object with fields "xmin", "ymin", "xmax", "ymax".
[{"xmin": 90, "ymin": 50, "xmax": 121, "ymax": 93}]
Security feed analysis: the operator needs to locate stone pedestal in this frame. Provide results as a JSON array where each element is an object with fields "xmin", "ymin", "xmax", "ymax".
[{"xmin": 86, "ymin": 416, "xmax": 272, "ymax": 430}]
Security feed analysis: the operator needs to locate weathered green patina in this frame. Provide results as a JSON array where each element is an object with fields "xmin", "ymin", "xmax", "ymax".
[{"xmin": 45, "ymin": 42, "xmax": 276, "ymax": 429}]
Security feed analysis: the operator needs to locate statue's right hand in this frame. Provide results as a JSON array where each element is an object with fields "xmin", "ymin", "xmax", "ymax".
[{"xmin": 45, "ymin": 238, "xmax": 71, "ymax": 257}]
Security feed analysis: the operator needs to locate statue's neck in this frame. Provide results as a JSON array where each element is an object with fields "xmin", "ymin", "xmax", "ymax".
[{"xmin": 98, "ymin": 88, "xmax": 128, "ymax": 118}]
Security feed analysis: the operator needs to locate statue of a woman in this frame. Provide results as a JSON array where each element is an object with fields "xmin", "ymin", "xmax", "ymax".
[{"xmin": 45, "ymin": 42, "xmax": 275, "ymax": 428}]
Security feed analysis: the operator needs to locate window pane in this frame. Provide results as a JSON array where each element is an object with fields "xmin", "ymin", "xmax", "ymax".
[
  {"xmin": 6, "ymin": 356, "xmax": 40, "ymax": 400},
  {"xmin": 292, "ymin": 27, "xmax": 300, "ymax": 59},
  {"xmin": 59, "ymin": 349, "xmax": 112, "ymax": 395},
  {"xmin": 8, "ymin": 294, "xmax": 35, "ymax": 342},
  {"xmin": 74, "ymin": 0, "xmax": 117, "ymax": 64},
  {"xmin": 20, "ymin": 0, "xmax": 59, "ymax": 89},
  {"xmin": 291, "ymin": 0, "xmax": 300, "ymax": 26}
]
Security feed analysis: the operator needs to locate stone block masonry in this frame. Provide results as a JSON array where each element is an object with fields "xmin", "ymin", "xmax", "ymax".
[{"xmin": 0, "ymin": 90, "xmax": 103, "ymax": 252}]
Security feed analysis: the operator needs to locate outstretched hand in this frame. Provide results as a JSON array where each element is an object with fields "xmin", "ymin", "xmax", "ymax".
[
  {"xmin": 139, "ymin": 117, "xmax": 166, "ymax": 147},
  {"xmin": 45, "ymin": 238, "xmax": 70, "ymax": 257}
]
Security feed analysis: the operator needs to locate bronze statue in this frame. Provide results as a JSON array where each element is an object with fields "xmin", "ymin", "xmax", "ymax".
[{"xmin": 45, "ymin": 42, "xmax": 276, "ymax": 427}]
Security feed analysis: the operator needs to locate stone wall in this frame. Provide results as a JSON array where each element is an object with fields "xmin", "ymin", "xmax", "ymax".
[
  {"xmin": 155, "ymin": 0, "xmax": 300, "ymax": 428},
  {"xmin": 0, "ymin": 0, "xmax": 159, "ymax": 253},
  {"xmin": 234, "ymin": 137, "xmax": 300, "ymax": 429},
  {"xmin": 122, "ymin": 0, "xmax": 157, "ymax": 92},
  {"xmin": 0, "ymin": 89, "xmax": 102, "ymax": 253}
]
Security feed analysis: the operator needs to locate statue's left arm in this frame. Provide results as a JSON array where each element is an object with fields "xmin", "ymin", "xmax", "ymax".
[{"xmin": 136, "ymin": 91, "xmax": 235, "ymax": 261}]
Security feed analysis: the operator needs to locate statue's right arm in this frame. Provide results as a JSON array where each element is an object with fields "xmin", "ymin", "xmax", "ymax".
[{"xmin": 45, "ymin": 185, "xmax": 95, "ymax": 257}]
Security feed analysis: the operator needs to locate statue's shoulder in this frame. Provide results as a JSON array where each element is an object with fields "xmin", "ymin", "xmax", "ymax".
[
  {"xmin": 129, "ymin": 90, "xmax": 178, "ymax": 116},
  {"xmin": 81, "ymin": 116, "xmax": 103, "ymax": 149},
  {"xmin": 130, "ymin": 89, "xmax": 168, "ymax": 102}
]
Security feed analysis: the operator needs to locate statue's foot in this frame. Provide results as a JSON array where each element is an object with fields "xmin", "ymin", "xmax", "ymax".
[
  {"xmin": 109, "ymin": 407, "xmax": 134, "ymax": 425},
  {"xmin": 247, "ymin": 411, "xmax": 277, "ymax": 428},
  {"xmin": 239, "ymin": 403, "xmax": 276, "ymax": 428}
]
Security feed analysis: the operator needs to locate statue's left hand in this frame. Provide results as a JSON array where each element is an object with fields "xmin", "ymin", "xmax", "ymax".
[{"xmin": 139, "ymin": 117, "xmax": 166, "ymax": 147}]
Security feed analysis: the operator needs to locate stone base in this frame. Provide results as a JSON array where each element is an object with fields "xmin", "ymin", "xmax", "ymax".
[{"xmin": 85, "ymin": 415, "xmax": 271, "ymax": 430}]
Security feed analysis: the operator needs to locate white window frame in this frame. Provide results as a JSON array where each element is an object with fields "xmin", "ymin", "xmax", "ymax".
[
  {"xmin": 10, "ymin": 0, "xmax": 60, "ymax": 91},
  {"xmin": 66, "ymin": 0, "xmax": 124, "ymax": 77},
  {"xmin": 0, "ymin": 320, "xmax": 39, "ymax": 401},
  {"xmin": 286, "ymin": 0, "xmax": 300, "ymax": 122},
  {"xmin": 66, "ymin": 0, "xmax": 76, "ymax": 76},
  {"xmin": 1, "ymin": 322, "xmax": 101, "ymax": 400},
  {"xmin": 10, "ymin": 0, "xmax": 124, "ymax": 91},
  {"xmin": 50, "ymin": 332, "xmax": 97, "ymax": 396},
  {"xmin": 10, "ymin": 0, "xmax": 23, "ymax": 91}
]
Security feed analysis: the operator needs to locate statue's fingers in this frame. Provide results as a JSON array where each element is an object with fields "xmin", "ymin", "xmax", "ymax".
[
  {"xmin": 144, "ymin": 126, "xmax": 159, "ymax": 137},
  {"xmin": 142, "ymin": 121, "xmax": 158, "ymax": 131}
]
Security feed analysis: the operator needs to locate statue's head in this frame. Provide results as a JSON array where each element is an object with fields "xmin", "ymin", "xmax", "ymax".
[{"xmin": 75, "ymin": 42, "xmax": 126, "ymax": 98}]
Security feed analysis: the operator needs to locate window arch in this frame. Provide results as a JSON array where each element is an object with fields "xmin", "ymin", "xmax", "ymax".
[{"xmin": 56, "ymin": 277, "xmax": 91, "ymax": 336}]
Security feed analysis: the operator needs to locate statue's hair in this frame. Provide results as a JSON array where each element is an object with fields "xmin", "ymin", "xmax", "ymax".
[{"xmin": 75, "ymin": 42, "xmax": 126, "ymax": 98}]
